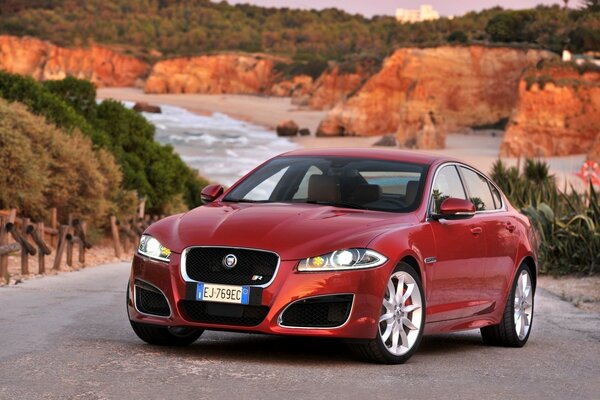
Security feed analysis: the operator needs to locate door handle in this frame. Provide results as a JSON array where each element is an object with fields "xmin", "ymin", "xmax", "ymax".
[
  {"xmin": 470, "ymin": 227, "xmax": 483, "ymax": 235},
  {"xmin": 506, "ymin": 222, "xmax": 516, "ymax": 232}
]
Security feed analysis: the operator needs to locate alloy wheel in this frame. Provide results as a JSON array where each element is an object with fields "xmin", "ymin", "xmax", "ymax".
[
  {"xmin": 379, "ymin": 271, "xmax": 423, "ymax": 356},
  {"xmin": 514, "ymin": 269, "xmax": 533, "ymax": 340}
]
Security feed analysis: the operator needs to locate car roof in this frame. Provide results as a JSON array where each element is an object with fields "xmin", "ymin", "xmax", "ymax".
[{"xmin": 279, "ymin": 147, "xmax": 456, "ymax": 166}]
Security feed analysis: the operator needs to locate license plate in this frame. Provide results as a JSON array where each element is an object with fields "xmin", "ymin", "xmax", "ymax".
[{"xmin": 196, "ymin": 282, "xmax": 250, "ymax": 305}]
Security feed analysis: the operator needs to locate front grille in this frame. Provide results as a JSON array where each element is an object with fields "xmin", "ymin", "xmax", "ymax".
[
  {"xmin": 179, "ymin": 300, "xmax": 269, "ymax": 327},
  {"xmin": 185, "ymin": 247, "xmax": 278, "ymax": 285},
  {"xmin": 136, "ymin": 286, "xmax": 170, "ymax": 317},
  {"xmin": 280, "ymin": 295, "xmax": 353, "ymax": 328}
]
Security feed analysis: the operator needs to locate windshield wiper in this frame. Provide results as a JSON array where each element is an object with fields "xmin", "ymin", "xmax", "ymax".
[
  {"xmin": 223, "ymin": 198, "xmax": 271, "ymax": 203},
  {"xmin": 305, "ymin": 200, "xmax": 365, "ymax": 210}
]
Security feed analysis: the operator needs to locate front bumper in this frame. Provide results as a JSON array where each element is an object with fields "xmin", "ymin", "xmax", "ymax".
[{"xmin": 127, "ymin": 252, "xmax": 387, "ymax": 339}]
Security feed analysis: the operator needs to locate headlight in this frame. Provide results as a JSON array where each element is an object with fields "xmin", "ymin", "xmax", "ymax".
[
  {"xmin": 138, "ymin": 234, "xmax": 171, "ymax": 262},
  {"xmin": 298, "ymin": 248, "xmax": 387, "ymax": 272}
]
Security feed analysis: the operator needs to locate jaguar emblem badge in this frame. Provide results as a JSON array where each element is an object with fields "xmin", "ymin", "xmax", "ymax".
[{"xmin": 223, "ymin": 254, "xmax": 238, "ymax": 269}]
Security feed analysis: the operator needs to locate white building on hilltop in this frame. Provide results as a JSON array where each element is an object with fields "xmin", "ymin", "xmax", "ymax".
[{"xmin": 396, "ymin": 4, "xmax": 440, "ymax": 23}]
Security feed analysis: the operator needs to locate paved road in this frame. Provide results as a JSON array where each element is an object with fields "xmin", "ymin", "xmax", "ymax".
[{"xmin": 0, "ymin": 263, "xmax": 599, "ymax": 400}]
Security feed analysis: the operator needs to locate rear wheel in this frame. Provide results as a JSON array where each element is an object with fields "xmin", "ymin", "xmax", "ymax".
[
  {"xmin": 481, "ymin": 264, "xmax": 534, "ymax": 347},
  {"xmin": 350, "ymin": 263, "xmax": 425, "ymax": 364},
  {"xmin": 127, "ymin": 283, "xmax": 203, "ymax": 346}
]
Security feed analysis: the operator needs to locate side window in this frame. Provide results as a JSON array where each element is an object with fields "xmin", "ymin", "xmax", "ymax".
[
  {"xmin": 431, "ymin": 166, "xmax": 466, "ymax": 213},
  {"xmin": 490, "ymin": 184, "xmax": 503, "ymax": 210},
  {"xmin": 292, "ymin": 166, "xmax": 323, "ymax": 199},
  {"xmin": 459, "ymin": 167, "xmax": 495, "ymax": 211}
]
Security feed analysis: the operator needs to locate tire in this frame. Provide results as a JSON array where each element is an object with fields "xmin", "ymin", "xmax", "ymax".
[
  {"xmin": 129, "ymin": 320, "xmax": 203, "ymax": 346},
  {"xmin": 481, "ymin": 264, "xmax": 534, "ymax": 347},
  {"xmin": 127, "ymin": 283, "xmax": 203, "ymax": 346},
  {"xmin": 350, "ymin": 262, "xmax": 425, "ymax": 364}
]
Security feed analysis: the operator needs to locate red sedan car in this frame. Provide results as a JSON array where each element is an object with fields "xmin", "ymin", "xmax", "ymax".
[{"xmin": 127, "ymin": 148, "xmax": 537, "ymax": 364}]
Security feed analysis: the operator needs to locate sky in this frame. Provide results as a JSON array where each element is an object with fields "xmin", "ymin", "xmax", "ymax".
[{"xmin": 216, "ymin": 1, "xmax": 571, "ymax": 17}]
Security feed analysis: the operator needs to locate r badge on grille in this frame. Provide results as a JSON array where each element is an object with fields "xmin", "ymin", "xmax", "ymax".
[{"xmin": 223, "ymin": 254, "xmax": 238, "ymax": 269}]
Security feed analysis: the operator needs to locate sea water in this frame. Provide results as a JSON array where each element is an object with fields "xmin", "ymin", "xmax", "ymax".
[{"xmin": 123, "ymin": 102, "xmax": 298, "ymax": 186}]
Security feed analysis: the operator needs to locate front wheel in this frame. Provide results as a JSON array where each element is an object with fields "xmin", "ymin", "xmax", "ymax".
[
  {"xmin": 129, "ymin": 320, "xmax": 203, "ymax": 346},
  {"xmin": 481, "ymin": 264, "xmax": 534, "ymax": 347},
  {"xmin": 350, "ymin": 263, "xmax": 425, "ymax": 364},
  {"xmin": 127, "ymin": 284, "xmax": 203, "ymax": 346}
]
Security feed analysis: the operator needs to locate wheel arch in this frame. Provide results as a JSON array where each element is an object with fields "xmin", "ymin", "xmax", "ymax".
[
  {"xmin": 398, "ymin": 255, "xmax": 423, "ymax": 284},
  {"xmin": 520, "ymin": 255, "xmax": 537, "ymax": 292}
]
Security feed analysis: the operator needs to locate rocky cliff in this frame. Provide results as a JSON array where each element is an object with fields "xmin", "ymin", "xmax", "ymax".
[
  {"xmin": 316, "ymin": 46, "xmax": 555, "ymax": 149},
  {"xmin": 306, "ymin": 65, "xmax": 369, "ymax": 110},
  {"xmin": 0, "ymin": 35, "xmax": 148, "ymax": 87},
  {"xmin": 590, "ymin": 135, "xmax": 600, "ymax": 162},
  {"xmin": 501, "ymin": 64, "xmax": 600, "ymax": 158},
  {"xmin": 270, "ymin": 75, "xmax": 314, "ymax": 98},
  {"xmin": 144, "ymin": 54, "xmax": 282, "ymax": 94}
]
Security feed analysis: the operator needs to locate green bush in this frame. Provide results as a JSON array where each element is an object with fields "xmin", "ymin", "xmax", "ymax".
[
  {"xmin": 491, "ymin": 159, "xmax": 600, "ymax": 275},
  {"xmin": 447, "ymin": 31, "xmax": 468, "ymax": 43},
  {"xmin": 0, "ymin": 99, "xmax": 127, "ymax": 225},
  {"xmin": 274, "ymin": 59, "xmax": 329, "ymax": 80},
  {"xmin": 0, "ymin": 72, "xmax": 207, "ymax": 214}
]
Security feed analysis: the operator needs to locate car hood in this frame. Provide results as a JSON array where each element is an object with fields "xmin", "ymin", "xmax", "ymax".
[{"xmin": 146, "ymin": 202, "xmax": 417, "ymax": 260}]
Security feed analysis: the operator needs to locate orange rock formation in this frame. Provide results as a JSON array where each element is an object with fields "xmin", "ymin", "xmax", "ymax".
[
  {"xmin": 0, "ymin": 35, "xmax": 148, "ymax": 87},
  {"xmin": 590, "ymin": 135, "xmax": 600, "ymax": 162},
  {"xmin": 316, "ymin": 46, "xmax": 555, "ymax": 149},
  {"xmin": 501, "ymin": 65, "xmax": 600, "ymax": 158},
  {"xmin": 270, "ymin": 75, "xmax": 314, "ymax": 98},
  {"xmin": 144, "ymin": 54, "xmax": 281, "ymax": 94},
  {"xmin": 307, "ymin": 66, "xmax": 367, "ymax": 110}
]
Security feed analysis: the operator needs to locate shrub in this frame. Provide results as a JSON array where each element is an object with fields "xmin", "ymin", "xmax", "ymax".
[
  {"xmin": 491, "ymin": 159, "xmax": 600, "ymax": 275},
  {"xmin": 0, "ymin": 72, "xmax": 207, "ymax": 214},
  {"xmin": 0, "ymin": 99, "xmax": 126, "ymax": 225},
  {"xmin": 274, "ymin": 59, "xmax": 329, "ymax": 80},
  {"xmin": 447, "ymin": 31, "xmax": 468, "ymax": 43},
  {"xmin": 43, "ymin": 77, "xmax": 98, "ymax": 121}
]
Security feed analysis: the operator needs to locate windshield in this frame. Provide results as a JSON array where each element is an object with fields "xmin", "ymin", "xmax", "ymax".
[{"xmin": 223, "ymin": 156, "xmax": 428, "ymax": 213}]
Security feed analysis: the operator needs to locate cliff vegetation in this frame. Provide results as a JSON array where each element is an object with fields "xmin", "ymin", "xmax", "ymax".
[{"xmin": 0, "ymin": 0, "xmax": 597, "ymax": 65}]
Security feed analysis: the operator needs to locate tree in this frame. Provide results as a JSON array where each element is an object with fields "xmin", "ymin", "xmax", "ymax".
[{"xmin": 580, "ymin": 0, "xmax": 600, "ymax": 12}]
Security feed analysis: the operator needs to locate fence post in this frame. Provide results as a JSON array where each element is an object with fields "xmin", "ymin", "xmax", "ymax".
[
  {"xmin": 0, "ymin": 216, "xmax": 8, "ymax": 283},
  {"xmin": 37, "ymin": 222, "xmax": 46, "ymax": 274},
  {"xmin": 53, "ymin": 225, "xmax": 68, "ymax": 271},
  {"xmin": 21, "ymin": 218, "xmax": 30, "ymax": 275},
  {"xmin": 138, "ymin": 196, "xmax": 146, "ymax": 220},
  {"xmin": 50, "ymin": 208, "xmax": 57, "ymax": 246},
  {"xmin": 66, "ymin": 234, "xmax": 73, "ymax": 267},
  {"xmin": 79, "ymin": 221, "xmax": 88, "ymax": 265},
  {"xmin": 110, "ymin": 216, "xmax": 122, "ymax": 258}
]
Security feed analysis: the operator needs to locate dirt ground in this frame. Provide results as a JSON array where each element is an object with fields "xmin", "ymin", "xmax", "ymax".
[
  {"xmin": 538, "ymin": 275, "xmax": 600, "ymax": 313},
  {"xmin": 3, "ymin": 242, "xmax": 598, "ymax": 314}
]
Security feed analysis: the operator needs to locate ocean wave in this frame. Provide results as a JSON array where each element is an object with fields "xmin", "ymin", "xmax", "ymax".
[{"xmin": 112, "ymin": 100, "xmax": 298, "ymax": 186}]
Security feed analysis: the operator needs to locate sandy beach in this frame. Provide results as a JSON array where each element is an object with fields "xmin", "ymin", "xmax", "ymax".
[{"xmin": 97, "ymin": 88, "xmax": 587, "ymax": 188}]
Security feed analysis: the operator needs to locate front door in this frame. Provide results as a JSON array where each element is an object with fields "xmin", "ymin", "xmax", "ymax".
[{"xmin": 426, "ymin": 165, "xmax": 488, "ymax": 322}]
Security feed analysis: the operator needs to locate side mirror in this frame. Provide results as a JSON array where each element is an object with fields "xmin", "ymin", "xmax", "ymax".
[
  {"xmin": 200, "ymin": 184, "xmax": 224, "ymax": 204},
  {"xmin": 432, "ymin": 198, "xmax": 476, "ymax": 220}
]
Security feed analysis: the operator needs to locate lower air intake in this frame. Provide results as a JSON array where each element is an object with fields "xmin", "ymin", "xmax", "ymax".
[
  {"xmin": 280, "ymin": 294, "xmax": 353, "ymax": 328},
  {"xmin": 135, "ymin": 285, "xmax": 170, "ymax": 317}
]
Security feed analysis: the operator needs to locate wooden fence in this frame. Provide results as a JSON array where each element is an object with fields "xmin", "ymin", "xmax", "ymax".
[
  {"xmin": 0, "ymin": 208, "xmax": 90, "ymax": 284},
  {"xmin": 109, "ymin": 215, "xmax": 157, "ymax": 258}
]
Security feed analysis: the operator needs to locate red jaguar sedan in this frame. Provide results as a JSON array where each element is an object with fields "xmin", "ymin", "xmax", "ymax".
[{"xmin": 127, "ymin": 148, "xmax": 537, "ymax": 364}]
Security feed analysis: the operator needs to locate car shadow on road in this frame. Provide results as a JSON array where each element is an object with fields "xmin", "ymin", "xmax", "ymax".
[{"xmin": 126, "ymin": 330, "xmax": 487, "ymax": 365}]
